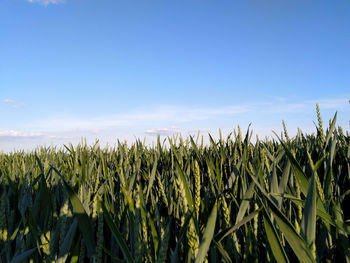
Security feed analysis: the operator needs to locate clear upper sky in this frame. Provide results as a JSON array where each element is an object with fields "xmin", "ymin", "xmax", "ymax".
[{"xmin": 1, "ymin": 0, "xmax": 350, "ymax": 151}]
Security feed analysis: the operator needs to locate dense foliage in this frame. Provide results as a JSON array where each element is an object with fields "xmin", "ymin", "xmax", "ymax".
[{"xmin": 0, "ymin": 108, "xmax": 349, "ymax": 263}]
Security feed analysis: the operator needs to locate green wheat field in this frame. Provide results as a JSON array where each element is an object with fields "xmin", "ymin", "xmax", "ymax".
[{"xmin": 0, "ymin": 105, "xmax": 349, "ymax": 263}]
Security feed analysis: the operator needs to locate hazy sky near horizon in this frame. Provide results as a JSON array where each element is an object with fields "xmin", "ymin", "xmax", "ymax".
[{"xmin": 1, "ymin": 0, "xmax": 350, "ymax": 151}]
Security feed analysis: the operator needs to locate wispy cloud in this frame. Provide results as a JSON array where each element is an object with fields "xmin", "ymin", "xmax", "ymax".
[
  {"xmin": 1, "ymin": 96, "xmax": 347, "ymax": 152},
  {"xmin": 315, "ymin": 98, "xmax": 350, "ymax": 109},
  {"xmin": 0, "ymin": 130, "xmax": 43, "ymax": 139},
  {"xmin": 1, "ymin": 96, "xmax": 348, "ymax": 152},
  {"xmin": 243, "ymin": 97, "xmax": 350, "ymax": 115},
  {"xmin": 26, "ymin": 0, "xmax": 65, "ymax": 6},
  {"xmin": 48, "ymin": 135, "xmax": 73, "ymax": 140},
  {"xmin": 145, "ymin": 127, "xmax": 181, "ymax": 136},
  {"xmin": 3, "ymin": 99, "xmax": 26, "ymax": 109},
  {"xmin": 12, "ymin": 103, "xmax": 26, "ymax": 109},
  {"xmin": 28, "ymin": 104, "xmax": 250, "ymax": 133},
  {"xmin": 26, "ymin": 97, "xmax": 349, "ymax": 134},
  {"xmin": 4, "ymin": 99, "xmax": 14, "ymax": 104},
  {"xmin": 88, "ymin": 129, "xmax": 100, "ymax": 134}
]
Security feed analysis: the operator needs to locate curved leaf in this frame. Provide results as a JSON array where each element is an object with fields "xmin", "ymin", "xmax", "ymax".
[{"xmin": 195, "ymin": 201, "xmax": 217, "ymax": 263}]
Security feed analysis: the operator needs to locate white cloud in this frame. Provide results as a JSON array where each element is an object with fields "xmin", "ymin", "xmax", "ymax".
[
  {"xmin": 28, "ymin": 104, "xmax": 249, "ymax": 133},
  {"xmin": 48, "ymin": 135, "xmax": 73, "ymax": 140},
  {"xmin": 25, "ymin": 97, "xmax": 350, "ymax": 135},
  {"xmin": 314, "ymin": 98, "xmax": 350, "ymax": 109},
  {"xmin": 1, "ymin": 96, "xmax": 348, "ymax": 152},
  {"xmin": 11, "ymin": 103, "xmax": 26, "ymax": 109},
  {"xmin": 187, "ymin": 129, "xmax": 208, "ymax": 136},
  {"xmin": 4, "ymin": 99, "xmax": 14, "ymax": 104},
  {"xmin": 88, "ymin": 129, "xmax": 100, "ymax": 134},
  {"xmin": 3, "ymin": 99, "xmax": 26, "ymax": 108},
  {"xmin": 0, "ymin": 130, "xmax": 43, "ymax": 139},
  {"xmin": 248, "ymin": 97, "xmax": 350, "ymax": 115},
  {"xmin": 26, "ymin": 0, "xmax": 65, "ymax": 6},
  {"xmin": 145, "ymin": 127, "xmax": 181, "ymax": 136}
]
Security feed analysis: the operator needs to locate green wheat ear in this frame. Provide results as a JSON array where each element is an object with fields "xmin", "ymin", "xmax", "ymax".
[
  {"xmin": 282, "ymin": 120, "xmax": 290, "ymax": 142},
  {"xmin": 316, "ymin": 103, "xmax": 324, "ymax": 144},
  {"xmin": 194, "ymin": 160, "xmax": 201, "ymax": 219}
]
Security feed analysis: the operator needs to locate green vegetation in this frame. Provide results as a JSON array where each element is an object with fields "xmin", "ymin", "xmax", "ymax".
[{"xmin": 0, "ymin": 106, "xmax": 349, "ymax": 262}]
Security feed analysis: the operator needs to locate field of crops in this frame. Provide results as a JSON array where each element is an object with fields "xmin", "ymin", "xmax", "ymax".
[{"xmin": 0, "ymin": 107, "xmax": 349, "ymax": 263}]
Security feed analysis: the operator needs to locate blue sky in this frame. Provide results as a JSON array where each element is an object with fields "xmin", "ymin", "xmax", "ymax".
[{"xmin": 1, "ymin": 0, "xmax": 350, "ymax": 151}]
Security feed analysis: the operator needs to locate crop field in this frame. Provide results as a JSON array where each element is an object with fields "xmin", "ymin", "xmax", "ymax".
[{"xmin": 0, "ymin": 107, "xmax": 349, "ymax": 263}]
